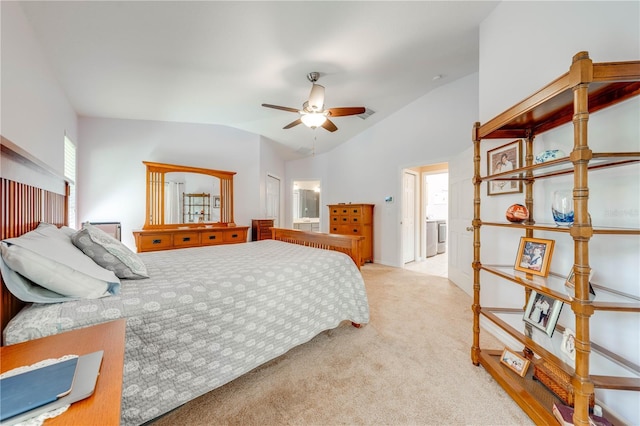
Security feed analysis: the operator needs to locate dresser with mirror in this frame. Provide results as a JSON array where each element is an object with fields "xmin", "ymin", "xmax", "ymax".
[{"xmin": 133, "ymin": 161, "xmax": 248, "ymax": 252}]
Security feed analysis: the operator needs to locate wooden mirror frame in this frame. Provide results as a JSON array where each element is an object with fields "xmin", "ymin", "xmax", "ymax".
[{"xmin": 143, "ymin": 161, "xmax": 235, "ymax": 229}]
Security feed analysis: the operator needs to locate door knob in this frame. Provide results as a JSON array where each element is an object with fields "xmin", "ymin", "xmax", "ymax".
[{"xmin": 466, "ymin": 227, "xmax": 473, "ymax": 232}]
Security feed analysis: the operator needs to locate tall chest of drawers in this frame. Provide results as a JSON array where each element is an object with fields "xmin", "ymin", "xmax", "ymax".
[
  {"xmin": 252, "ymin": 219, "xmax": 274, "ymax": 241},
  {"xmin": 328, "ymin": 204, "xmax": 374, "ymax": 264}
]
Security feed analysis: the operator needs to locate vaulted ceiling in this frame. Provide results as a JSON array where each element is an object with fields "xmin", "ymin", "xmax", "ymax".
[{"xmin": 18, "ymin": 1, "xmax": 498, "ymax": 157}]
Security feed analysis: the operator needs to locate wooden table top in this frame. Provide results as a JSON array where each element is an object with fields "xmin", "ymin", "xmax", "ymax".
[{"xmin": 1, "ymin": 319, "xmax": 126, "ymax": 425}]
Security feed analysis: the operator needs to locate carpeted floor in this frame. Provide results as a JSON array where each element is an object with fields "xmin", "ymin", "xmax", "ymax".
[{"xmin": 150, "ymin": 263, "xmax": 534, "ymax": 425}]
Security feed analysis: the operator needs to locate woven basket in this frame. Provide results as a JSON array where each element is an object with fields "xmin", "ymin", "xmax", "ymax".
[{"xmin": 533, "ymin": 359, "xmax": 594, "ymax": 407}]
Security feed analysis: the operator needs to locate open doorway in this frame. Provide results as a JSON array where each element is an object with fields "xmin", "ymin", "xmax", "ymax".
[
  {"xmin": 292, "ymin": 180, "xmax": 321, "ymax": 231},
  {"xmin": 403, "ymin": 163, "xmax": 449, "ymax": 277}
]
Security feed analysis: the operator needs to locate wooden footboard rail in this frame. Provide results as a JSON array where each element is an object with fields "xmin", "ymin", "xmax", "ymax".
[{"xmin": 271, "ymin": 227, "xmax": 364, "ymax": 269}]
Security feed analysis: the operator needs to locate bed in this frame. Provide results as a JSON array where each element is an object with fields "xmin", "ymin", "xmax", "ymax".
[{"xmin": 0, "ymin": 141, "xmax": 370, "ymax": 425}]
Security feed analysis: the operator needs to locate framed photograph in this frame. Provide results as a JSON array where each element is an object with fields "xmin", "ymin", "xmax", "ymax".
[
  {"xmin": 500, "ymin": 347, "xmax": 530, "ymax": 377},
  {"xmin": 564, "ymin": 268, "xmax": 596, "ymax": 301},
  {"xmin": 213, "ymin": 195, "xmax": 221, "ymax": 208},
  {"xmin": 514, "ymin": 237, "xmax": 555, "ymax": 277},
  {"xmin": 561, "ymin": 328, "xmax": 576, "ymax": 361},
  {"xmin": 487, "ymin": 139, "xmax": 522, "ymax": 196},
  {"xmin": 523, "ymin": 290, "xmax": 563, "ymax": 337}
]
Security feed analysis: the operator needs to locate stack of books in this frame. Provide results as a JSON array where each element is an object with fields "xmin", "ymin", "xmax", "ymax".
[
  {"xmin": 0, "ymin": 351, "xmax": 103, "ymax": 425},
  {"xmin": 552, "ymin": 402, "xmax": 613, "ymax": 426}
]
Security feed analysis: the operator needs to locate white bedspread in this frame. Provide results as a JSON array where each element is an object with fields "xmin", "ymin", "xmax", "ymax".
[{"xmin": 4, "ymin": 240, "xmax": 369, "ymax": 425}]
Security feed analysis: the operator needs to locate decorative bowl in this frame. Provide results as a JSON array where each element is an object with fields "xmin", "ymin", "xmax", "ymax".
[
  {"xmin": 535, "ymin": 149, "xmax": 566, "ymax": 164},
  {"xmin": 506, "ymin": 204, "xmax": 529, "ymax": 223}
]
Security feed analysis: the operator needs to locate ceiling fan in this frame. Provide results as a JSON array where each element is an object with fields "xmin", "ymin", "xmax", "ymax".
[{"xmin": 262, "ymin": 72, "xmax": 366, "ymax": 132}]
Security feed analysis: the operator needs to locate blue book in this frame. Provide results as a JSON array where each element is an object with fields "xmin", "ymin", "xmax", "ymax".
[{"xmin": 0, "ymin": 357, "xmax": 78, "ymax": 422}]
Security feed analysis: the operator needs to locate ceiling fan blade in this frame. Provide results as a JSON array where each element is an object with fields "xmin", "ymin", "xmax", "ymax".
[
  {"xmin": 326, "ymin": 107, "xmax": 366, "ymax": 117},
  {"xmin": 262, "ymin": 104, "xmax": 300, "ymax": 113},
  {"xmin": 283, "ymin": 118, "xmax": 302, "ymax": 129},
  {"xmin": 321, "ymin": 119, "xmax": 338, "ymax": 132}
]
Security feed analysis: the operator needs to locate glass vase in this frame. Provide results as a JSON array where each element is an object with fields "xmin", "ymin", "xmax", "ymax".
[{"xmin": 552, "ymin": 190, "xmax": 574, "ymax": 226}]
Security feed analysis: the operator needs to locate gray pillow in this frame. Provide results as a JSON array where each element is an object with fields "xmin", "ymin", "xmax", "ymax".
[
  {"xmin": 71, "ymin": 223, "xmax": 149, "ymax": 279},
  {"xmin": 0, "ymin": 225, "xmax": 120, "ymax": 302}
]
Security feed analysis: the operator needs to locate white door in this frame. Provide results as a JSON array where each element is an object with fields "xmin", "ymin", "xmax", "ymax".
[
  {"xmin": 402, "ymin": 170, "xmax": 417, "ymax": 263},
  {"xmin": 447, "ymin": 146, "xmax": 475, "ymax": 296},
  {"xmin": 266, "ymin": 174, "xmax": 280, "ymax": 226}
]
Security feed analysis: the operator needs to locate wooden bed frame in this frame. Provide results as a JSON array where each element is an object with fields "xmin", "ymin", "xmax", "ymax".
[
  {"xmin": 271, "ymin": 227, "xmax": 363, "ymax": 269},
  {"xmin": 0, "ymin": 142, "xmax": 365, "ymax": 344}
]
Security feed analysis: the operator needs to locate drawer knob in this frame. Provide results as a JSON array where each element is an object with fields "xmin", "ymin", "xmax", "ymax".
[
  {"xmin": 182, "ymin": 237, "xmax": 191, "ymax": 242},
  {"xmin": 152, "ymin": 239, "xmax": 162, "ymax": 244},
  {"xmin": 231, "ymin": 234, "xmax": 238, "ymax": 238},
  {"xmin": 209, "ymin": 235, "xmax": 216, "ymax": 240}
]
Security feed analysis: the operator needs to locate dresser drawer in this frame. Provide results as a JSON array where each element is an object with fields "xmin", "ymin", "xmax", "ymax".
[
  {"xmin": 223, "ymin": 229, "xmax": 246, "ymax": 243},
  {"xmin": 348, "ymin": 215, "xmax": 363, "ymax": 224},
  {"xmin": 173, "ymin": 232, "xmax": 200, "ymax": 247},
  {"xmin": 201, "ymin": 230, "xmax": 224, "ymax": 245},
  {"xmin": 139, "ymin": 234, "xmax": 173, "ymax": 251},
  {"xmin": 331, "ymin": 224, "xmax": 362, "ymax": 235}
]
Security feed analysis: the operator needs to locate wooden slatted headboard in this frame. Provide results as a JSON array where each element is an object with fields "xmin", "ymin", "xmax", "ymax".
[{"xmin": 0, "ymin": 140, "xmax": 68, "ymax": 345}]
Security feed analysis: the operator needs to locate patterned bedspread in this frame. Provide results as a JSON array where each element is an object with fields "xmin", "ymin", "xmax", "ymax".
[{"xmin": 4, "ymin": 240, "xmax": 370, "ymax": 425}]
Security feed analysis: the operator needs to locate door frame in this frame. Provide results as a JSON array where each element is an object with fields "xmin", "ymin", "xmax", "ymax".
[{"xmin": 291, "ymin": 178, "xmax": 322, "ymax": 230}]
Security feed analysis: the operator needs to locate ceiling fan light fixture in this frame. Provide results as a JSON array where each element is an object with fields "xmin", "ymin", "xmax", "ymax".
[{"xmin": 300, "ymin": 112, "xmax": 327, "ymax": 128}]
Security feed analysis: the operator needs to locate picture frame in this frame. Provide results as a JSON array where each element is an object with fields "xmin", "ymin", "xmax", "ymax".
[
  {"xmin": 564, "ymin": 268, "xmax": 596, "ymax": 301},
  {"xmin": 523, "ymin": 290, "xmax": 563, "ymax": 337},
  {"xmin": 514, "ymin": 237, "xmax": 555, "ymax": 277},
  {"xmin": 487, "ymin": 139, "xmax": 522, "ymax": 196},
  {"xmin": 561, "ymin": 328, "xmax": 576, "ymax": 361},
  {"xmin": 213, "ymin": 195, "xmax": 221, "ymax": 208},
  {"xmin": 500, "ymin": 347, "xmax": 530, "ymax": 377}
]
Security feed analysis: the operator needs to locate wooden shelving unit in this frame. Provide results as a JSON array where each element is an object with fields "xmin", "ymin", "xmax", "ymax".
[
  {"xmin": 183, "ymin": 192, "xmax": 210, "ymax": 223},
  {"xmin": 471, "ymin": 52, "xmax": 640, "ymax": 424}
]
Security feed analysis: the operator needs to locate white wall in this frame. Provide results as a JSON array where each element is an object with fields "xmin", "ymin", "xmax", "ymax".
[
  {"xmin": 77, "ymin": 117, "xmax": 265, "ymax": 249},
  {"xmin": 258, "ymin": 136, "xmax": 287, "ymax": 225},
  {"xmin": 286, "ymin": 72, "xmax": 479, "ymax": 267},
  {"xmin": 0, "ymin": 2, "xmax": 77, "ymax": 177},
  {"xmin": 478, "ymin": 2, "xmax": 639, "ymax": 424}
]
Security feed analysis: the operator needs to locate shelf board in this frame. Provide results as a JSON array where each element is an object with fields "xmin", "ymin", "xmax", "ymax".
[
  {"xmin": 476, "ymin": 56, "xmax": 640, "ymax": 140},
  {"xmin": 477, "ymin": 349, "xmax": 560, "ymax": 425},
  {"xmin": 591, "ymin": 375, "xmax": 640, "ymax": 391},
  {"xmin": 481, "ymin": 221, "xmax": 640, "ymax": 235},
  {"xmin": 481, "ymin": 307, "xmax": 640, "ymax": 378},
  {"xmin": 481, "ymin": 152, "xmax": 640, "ymax": 182},
  {"xmin": 478, "ymin": 350, "xmax": 627, "ymax": 425},
  {"xmin": 481, "ymin": 265, "xmax": 640, "ymax": 311}
]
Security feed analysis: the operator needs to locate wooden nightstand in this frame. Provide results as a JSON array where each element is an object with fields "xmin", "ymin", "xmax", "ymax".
[{"xmin": 0, "ymin": 319, "xmax": 126, "ymax": 425}]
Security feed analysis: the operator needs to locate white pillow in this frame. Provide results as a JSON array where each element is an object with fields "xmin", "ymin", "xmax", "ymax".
[
  {"xmin": 71, "ymin": 223, "xmax": 148, "ymax": 279},
  {"xmin": 0, "ymin": 226, "xmax": 120, "ymax": 300}
]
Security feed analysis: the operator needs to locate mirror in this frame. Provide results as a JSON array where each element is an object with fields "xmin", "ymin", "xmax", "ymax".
[
  {"xmin": 164, "ymin": 172, "xmax": 221, "ymax": 224},
  {"xmin": 143, "ymin": 161, "xmax": 236, "ymax": 229},
  {"xmin": 295, "ymin": 189, "xmax": 319, "ymax": 218}
]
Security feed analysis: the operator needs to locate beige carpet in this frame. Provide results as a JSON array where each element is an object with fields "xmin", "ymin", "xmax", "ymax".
[{"xmin": 150, "ymin": 263, "xmax": 534, "ymax": 426}]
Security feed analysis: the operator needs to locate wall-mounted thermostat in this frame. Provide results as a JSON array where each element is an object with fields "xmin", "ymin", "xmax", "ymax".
[{"xmin": 384, "ymin": 196, "xmax": 393, "ymax": 203}]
